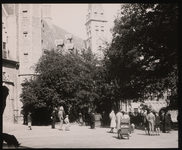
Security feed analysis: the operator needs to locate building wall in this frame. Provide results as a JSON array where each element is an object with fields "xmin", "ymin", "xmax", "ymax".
[
  {"xmin": 16, "ymin": 4, "xmax": 42, "ymax": 120},
  {"xmin": 2, "ymin": 4, "xmax": 20, "ymax": 123},
  {"xmin": 85, "ymin": 4, "xmax": 107, "ymax": 59}
]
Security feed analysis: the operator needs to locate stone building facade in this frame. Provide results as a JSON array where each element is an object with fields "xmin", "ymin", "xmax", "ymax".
[
  {"xmin": 2, "ymin": 4, "xmax": 86, "ymax": 124},
  {"xmin": 85, "ymin": 4, "xmax": 108, "ymax": 60},
  {"xmin": 2, "ymin": 4, "xmax": 20, "ymax": 123}
]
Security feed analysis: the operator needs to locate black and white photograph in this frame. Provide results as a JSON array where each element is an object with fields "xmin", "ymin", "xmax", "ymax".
[{"xmin": 2, "ymin": 3, "xmax": 178, "ymax": 148}]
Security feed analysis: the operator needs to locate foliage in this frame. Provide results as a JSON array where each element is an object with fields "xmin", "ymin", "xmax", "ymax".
[
  {"xmin": 105, "ymin": 3, "xmax": 178, "ymax": 109},
  {"xmin": 20, "ymin": 49, "xmax": 100, "ymax": 123}
]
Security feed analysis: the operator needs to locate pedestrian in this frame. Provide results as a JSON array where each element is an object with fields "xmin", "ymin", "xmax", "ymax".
[
  {"xmin": 100, "ymin": 111, "xmax": 105, "ymax": 126},
  {"xmin": 78, "ymin": 113, "xmax": 84, "ymax": 126},
  {"xmin": 160, "ymin": 110, "xmax": 165, "ymax": 133},
  {"xmin": 164, "ymin": 111, "xmax": 172, "ymax": 133},
  {"xmin": 90, "ymin": 112, "xmax": 95, "ymax": 129},
  {"xmin": 51, "ymin": 109, "xmax": 57, "ymax": 129},
  {"xmin": 116, "ymin": 109, "xmax": 123, "ymax": 138},
  {"xmin": 147, "ymin": 109, "xmax": 155, "ymax": 135},
  {"xmin": 58, "ymin": 106, "xmax": 65, "ymax": 131},
  {"xmin": 154, "ymin": 112, "xmax": 160, "ymax": 135},
  {"xmin": 27, "ymin": 112, "xmax": 32, "ymax": 130},
  {"xmin": 143, "ymin": 109, "xmax": 149, "ymax": 135},
  {"xmin": 64, "ymin": 115, "xmax": 70, "ymax": 131},
  {"xmin": 109, "ymin": 110, "xmax": 116, "ymax": 133}
]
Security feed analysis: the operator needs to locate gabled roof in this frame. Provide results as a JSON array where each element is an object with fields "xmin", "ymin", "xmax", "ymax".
[{"xmin": 42, "ymin": 19, "xmax": 86, "ymax": 51}]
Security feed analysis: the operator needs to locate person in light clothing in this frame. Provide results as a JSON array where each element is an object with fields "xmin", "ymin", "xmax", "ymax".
[
  {"xmin": 109, "ymin": 110, "xmax": 116, "ymax": 133},
  {"xmin": 58, "ymin": 106, "xmax": 65, "ymax": 131},
  {"xmin": 147, "ymin": 109, "xmax": 155, "ymax": 135},
  {"xmin": 64, "ymin": 115, "xmax": 70, "ymax": 131},
  {"xmin": 116, "ymin": 109, "xmax": 123, "ymax": 138},
  {"xmin": 27, "ymin": 112, "xmax": 32, "ymax": 130}
]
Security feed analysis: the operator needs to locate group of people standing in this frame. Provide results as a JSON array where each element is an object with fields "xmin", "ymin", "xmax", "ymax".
[
  {"xmin": 108, "ymin": 108, "xmax": 172, "ymax": 138},
  {"xmin": 143, "ymin": 109, "xmax": 172, "ymax": 135},
  {"xmin": 51, "ymin": 106, "xmax": 70, "ymax": 131},
  {"xmin": 109, "ymin": 109, "xmax": 131, "ymax": 138}
]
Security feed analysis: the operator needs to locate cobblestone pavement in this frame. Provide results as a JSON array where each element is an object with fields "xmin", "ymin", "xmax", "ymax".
[{"xmin": 3, "ymin": 122, "xmax": 178, "ymax": 148}]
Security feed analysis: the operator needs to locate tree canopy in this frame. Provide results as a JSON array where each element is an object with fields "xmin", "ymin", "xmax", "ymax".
[
  {"xmin": 105, "ymin": 3, "xmax": 178, "ymax": 109},
  {"xmin": 20, "ymin": 49, "xmax": 100, "ymax": 122}
]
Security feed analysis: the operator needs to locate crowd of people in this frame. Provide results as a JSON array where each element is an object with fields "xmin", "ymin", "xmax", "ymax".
[
  {"xmin": 107, "ymin": 108, "xmax": 172, "ymax": 138},
  {"xmin": 26, "ymin": 104, "xmax": 173, "ymax": 138}
]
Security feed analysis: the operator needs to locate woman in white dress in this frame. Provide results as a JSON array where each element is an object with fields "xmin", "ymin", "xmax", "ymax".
[{"xmin": 109, "ymin": 110, "xmax": 116, "ymax": 133}]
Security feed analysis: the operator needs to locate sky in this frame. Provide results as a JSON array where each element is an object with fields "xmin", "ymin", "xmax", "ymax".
[{"xmin": 50, "ymin": 4, "xmax": 121, "ymax": 41}]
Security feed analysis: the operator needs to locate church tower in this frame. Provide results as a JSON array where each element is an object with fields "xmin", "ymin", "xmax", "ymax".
[{"xmin": 85, "ymin": 4, "xmax": 108, "ymax": 59}]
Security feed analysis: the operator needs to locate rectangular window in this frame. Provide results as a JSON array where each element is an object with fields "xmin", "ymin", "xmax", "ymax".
[
  {"xmin": 101, "ymin": 30, "xmax": 104, "ymax": 36},
  {"xmin": 94, "ymin": 12, "xmax": 97, "ymax": 17},
  {"xmin": 95, "ymin": 29, "xmax": 98, "ymax": 35},
  {"xmin": 22, "ymin": 10, "xmax": 28, "ymax": 18},
  {"xmin": 23, "ymin": 31, "xmax": 28, "ymax": 39},
  {"xmin": 3, "ymin": 42, "xmax": 6, "ymax": 50},
  {"xmin": 24, "ymin": 53, "xmax": 28, "ymax": 62}
]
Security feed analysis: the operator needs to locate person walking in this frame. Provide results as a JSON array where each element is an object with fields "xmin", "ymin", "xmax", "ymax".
[
  {"xmin": 164, "ymin": 111, "xmax": 172, "ymax": 133},
  {"xmin": 116, "ymin": 109, "xmax": 123, "ymax": 138},
  {"xmin": 147, "ymin": 109, "xmax": 155, "ymax": 135},
  {"xmin": 154, "ymin": 112, "xmax": 160, "ymax": 135},
  {"xmin": 58, "ymin": 106, "xmax": 65, "ymax": 131},
  {"xmin": 51, "ymin": 109, "xmax": 57, "ymax": 129},
  {"xmin": 109, "ymin": 110, "xmax": 116, "ymax": 133},
  {"xmin": 90, "ymin": 112, "xmax": 95, "ymax": 129},
  {"xmin": 64, "ymin": 115, "xmax": 70, "ymax": 131},
  {"xmin": 78, "ymin": 113, "xmax": 84, "ymax": 126},
  {"xmin": 143, "ymin": 109, "xmax": 149, "ymax": 135},
  {"xmin": 160, "ymin": 110, "xmax": 165, "ymax": 133},
  {"xmin": 27, "ymin": 112, "xmax": 32, "ymax": 130}
]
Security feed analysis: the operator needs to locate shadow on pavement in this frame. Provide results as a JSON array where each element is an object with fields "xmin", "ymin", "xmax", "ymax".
[
  {"xmin": 112, "ymin": 136, "xmax": 129, "ymax": 140},
  {"xmin": 3, "ymin": 143, "xmax": 33, "ymax": 149}
]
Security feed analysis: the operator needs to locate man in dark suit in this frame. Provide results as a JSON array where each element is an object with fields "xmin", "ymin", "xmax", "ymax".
[{"xmin": 51, "ymin": 109, "xmax": 57, "ymax": 129}]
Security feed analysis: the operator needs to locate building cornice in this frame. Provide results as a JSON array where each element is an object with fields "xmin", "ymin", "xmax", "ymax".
[{"xmin": 85, "ymin": 19, "xmax": 107, "ymax": 25}]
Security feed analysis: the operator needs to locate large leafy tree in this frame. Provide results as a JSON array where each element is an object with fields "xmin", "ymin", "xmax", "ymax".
[
  {"xmin": 105, "ymin": 3, "xmax": 178, "ymax": 109},
  {"xmin": 20, "ymin": 49, "xmax": 100, "ymax": 123}
]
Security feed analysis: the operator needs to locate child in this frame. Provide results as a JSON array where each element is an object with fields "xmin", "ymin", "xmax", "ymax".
[
  {"xmin": 27, "ymin": 112, "xmax": 32, "ymax": 130},
  {"xmin": 155, "ymin": 112, "xmax": 160, "ymax": 135},
  {"xmin": 64, "ymin": 115, "xmax": 70, "ymax": 131}
]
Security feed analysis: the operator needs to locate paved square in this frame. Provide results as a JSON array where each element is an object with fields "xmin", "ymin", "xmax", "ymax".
[{"xmin": 3, "ymin": 122, "xmax": 178, "ymax": 148}]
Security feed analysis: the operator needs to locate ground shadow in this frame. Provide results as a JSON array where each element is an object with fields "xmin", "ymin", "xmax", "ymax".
[
  {"xmin": 107, "ymin": 131, "xmax": 117, "ymax": 134},
  {"xmin": 3, "ymin": 143, "xmax": 33, "ymax": 149},
  {"xmin": 112, "ymin": 136, "xmax": 129, "ymax": 140},
  {"xmin": 137, "ymin": 133, "xmax": 160, "ymax": 136}
]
